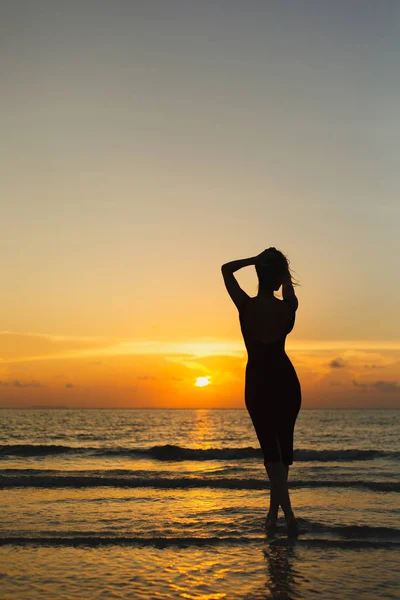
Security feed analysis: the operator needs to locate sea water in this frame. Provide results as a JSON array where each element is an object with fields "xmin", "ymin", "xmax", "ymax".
[{"xmin": 0, "ymin": 408, "xmax": 399, "ymax": 599}]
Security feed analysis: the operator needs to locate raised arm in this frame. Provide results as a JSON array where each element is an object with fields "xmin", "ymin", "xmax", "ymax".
[{"xmin": 221, "ymin": 256, "xmax": 255, "ymax": 310}]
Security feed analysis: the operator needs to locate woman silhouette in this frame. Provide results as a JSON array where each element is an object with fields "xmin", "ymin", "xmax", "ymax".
[{"xmin": 221, "ymin": 247, "xmax": 301, "ymax": 537}]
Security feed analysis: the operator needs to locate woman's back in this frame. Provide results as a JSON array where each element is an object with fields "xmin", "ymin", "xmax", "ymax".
[
  {"xmin": 239, "ymin": 295, "xmax": 296, "ymax": 358},
  {"xmin": 240, "ymin": 294, "xmax": 300, "ymax": 416}
]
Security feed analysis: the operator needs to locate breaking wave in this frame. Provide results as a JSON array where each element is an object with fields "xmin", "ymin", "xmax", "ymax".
[
  {"xmin": 0, "ymin": 534, "xmax": 398, "ymax": 549},
  {"xmin": 0, "ymin": 473, "xmax": 398, "ymax": 492},
  {"xmin": 1, "ymin": 444, "xmax": 399, "ymax": 462}
]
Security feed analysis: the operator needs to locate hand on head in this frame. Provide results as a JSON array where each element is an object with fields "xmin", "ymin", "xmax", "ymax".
[
  {"xmin": 255, "ymin": 247, "xmax": 279, "ymax": 265},
  {"xmin": 254, "ymin": 248, "xmax": 292, "ymax": 287}
]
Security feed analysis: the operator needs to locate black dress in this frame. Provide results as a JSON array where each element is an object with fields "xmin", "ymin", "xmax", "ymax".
[{"xmin": 239, "ymin": 297, "xmax": 301, "ymax": 466}]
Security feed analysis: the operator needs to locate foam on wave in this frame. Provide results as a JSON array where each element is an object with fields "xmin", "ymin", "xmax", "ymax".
[
  {"xmin": 0, "ymin": 474, "xmax": 398, "ymax": 492},
  {"xmin": 1, "ymin": 444, "xmax": 398, "ymax": 462},
  {"xmin": 0, "ymin": 535, "xmax": 398, "ymax": 549}
]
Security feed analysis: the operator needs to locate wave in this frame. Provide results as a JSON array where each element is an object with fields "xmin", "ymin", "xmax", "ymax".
[
  {"xmin": 3, "ymin": 521, "xmax": 399, "ymax": 541},
  {"xmin": 0, "ymin": 535, "xmax": 398, "ymax": 549},
  {"xmin": 302, "ymin": 521, "xmax": 400, "ymax": 540},
  {"xmin": 0, "ymin": 474, "xmax": 398, "ymax": 492},
  {"xmin": 1, "ymin": 444, "xmax": 399, "ymax": 462}
]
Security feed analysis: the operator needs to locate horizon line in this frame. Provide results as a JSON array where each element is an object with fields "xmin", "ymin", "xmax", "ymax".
[{"xmin": 0, "ymin": 406, "xmax": 398, "ymax": 410}]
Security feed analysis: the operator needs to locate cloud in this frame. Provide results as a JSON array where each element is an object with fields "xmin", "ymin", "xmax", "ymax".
[
  {"xmin": 3, "ymin": 329, "xmax": 400, "ymax": 367},
  {"xmin": 353, "ymin": 379, "xmax": 400, "ymax": 393},
  {"xmin": 136, "ymin": 375, "xmax": 184, "ymax": 381},
  {"xmin": 65, "ymin": 383, "xmax": 74, "ymax": 388},
  {"xmin": 13, "ymin": 380, "xmax": 42, "ymax": 388},
  {"xmin": 352, "ymin": 379, "xmax": 368, "ymax": 390},
  {"xmin": 371, "ymin": 380, "xmax": 400, "ymax": 393},
  {"xmin": 328, "ymin": 357, "xmax": 347, "ymax": 369},
  {"xmin": 163, "ymin": 355, "xmax": 211, "ymax": 373},
  {"xmin": 0, "ymin": 335, "xmax": 246, "ymax": 364}
]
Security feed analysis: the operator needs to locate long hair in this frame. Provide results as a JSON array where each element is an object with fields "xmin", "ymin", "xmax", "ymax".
[{"xmin": 256, "ymin": 249, "xmax": 299, "ymax": 292}]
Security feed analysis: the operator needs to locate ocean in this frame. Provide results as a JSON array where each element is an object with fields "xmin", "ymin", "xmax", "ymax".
[{"xmin": 1, "ymin": 408, "xmax": 399, "ymax": 599}]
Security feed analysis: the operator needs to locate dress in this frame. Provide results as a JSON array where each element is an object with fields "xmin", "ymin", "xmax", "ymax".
[{"xmin": 239, "ymin": 297, "xmax": 301, "ymax": 466}]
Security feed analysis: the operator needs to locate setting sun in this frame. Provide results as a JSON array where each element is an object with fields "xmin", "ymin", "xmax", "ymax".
[{"xmin": 195, "ymin": 376, "xmax": 211, "ymax": 387}]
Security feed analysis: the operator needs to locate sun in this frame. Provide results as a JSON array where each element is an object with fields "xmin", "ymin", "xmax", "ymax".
[{"xmin": 195, "ymin": 376, "xmax": 211, "ymax": 387}]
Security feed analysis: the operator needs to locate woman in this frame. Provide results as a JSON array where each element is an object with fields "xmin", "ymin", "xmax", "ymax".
[{"xmin": 221, "ymin": 247, "xmax": 301, "ymax": 537}]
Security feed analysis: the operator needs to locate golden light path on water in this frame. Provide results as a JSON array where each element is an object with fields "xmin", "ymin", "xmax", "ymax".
[{"xmin": 1, "ymin": 484, "xmax": 396, "ymax": 600}]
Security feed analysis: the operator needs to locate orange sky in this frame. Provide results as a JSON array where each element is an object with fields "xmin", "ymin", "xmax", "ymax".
[
  {"xmin": 1, "ymin": 3, "xmax": 400, "ymax": 409},
  {"xmin": 1, "ymin": 330, "xmax": 400, "ymax": 408}
]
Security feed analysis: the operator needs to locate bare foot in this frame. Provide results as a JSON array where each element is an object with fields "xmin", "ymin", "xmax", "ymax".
[
  {"xmin": 265, "ymin": 512, "xmax": 277, "ymax": 537},
  {"xmin": 285, "ymin": 511, "xmax": 299, "ymax": 538}
]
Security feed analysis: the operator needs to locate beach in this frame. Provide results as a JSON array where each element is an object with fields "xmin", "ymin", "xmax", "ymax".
[{"xmin": 1, "ymin": 408, "xmax": 399, "ymax": 599}]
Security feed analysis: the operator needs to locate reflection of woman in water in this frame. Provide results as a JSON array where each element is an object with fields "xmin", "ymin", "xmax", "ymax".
[{"xmin": 221, "ymin": 247, "xmax": 301, "ymax": 537}]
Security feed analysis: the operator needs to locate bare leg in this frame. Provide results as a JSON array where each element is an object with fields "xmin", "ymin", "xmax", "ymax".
[
  {"xmin": 281, "ymin": 464, "xmax": 298, "ymax": 534},
  {"xmin": 265, "ymin": 461, "xmax": 298, "ymax": 536},
  {"xmin": 265, "ymin": 461, "xmax": 293, "ymax": 517},
  {"xmin": 284, "ymin": 464, "xmax": 289, "ymax": 481},
  {"xmin": 266, "ymin": 463, "xmax": 289, "ymax": 519}
]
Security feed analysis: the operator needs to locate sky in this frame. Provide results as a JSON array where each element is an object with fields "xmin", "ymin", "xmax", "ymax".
[{"xmin": 1, "ymin": 0, "xmax": 400, "ymax": 408}]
